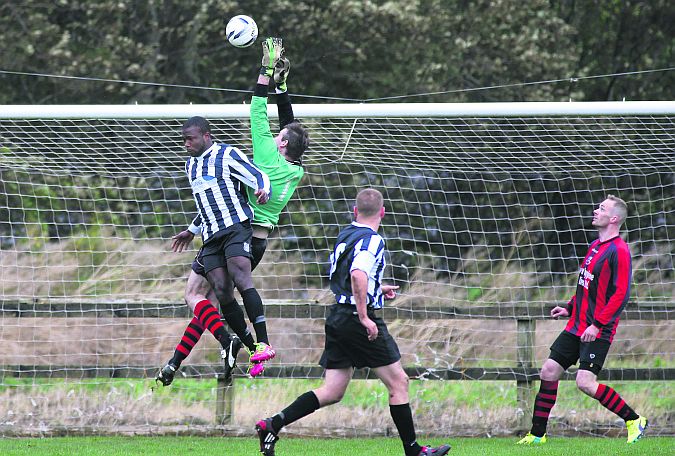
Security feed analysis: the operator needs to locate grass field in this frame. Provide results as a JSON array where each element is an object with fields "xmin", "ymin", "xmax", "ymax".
[
  {"xmin": 1, "ymin": 377, "xmax": 672, "ymax": 436},
  {"xmin": 1, "ymin": 436, "xmax": 673, "ymax": 455}
]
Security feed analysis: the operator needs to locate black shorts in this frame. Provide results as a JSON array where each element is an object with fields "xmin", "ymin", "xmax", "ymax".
[
  {"xmin": 549, "ymin": 330, "xmax": 611, "ymax": 375},
  {"xmin": 192, "ymin": 236, "xmax": 267, "ymax": 277},
  {"xmin": 198, "ymin": 221, "xmax": 253, "ymax": 274},
  {"xmin": 319, "ymin": 304, "xmax": 401, "ymax": 370}
]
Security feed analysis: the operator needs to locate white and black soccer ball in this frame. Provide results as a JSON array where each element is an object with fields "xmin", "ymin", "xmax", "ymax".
[{"xmin": 226, "ymin": 15, "xmax": 258, "ymax": 48}]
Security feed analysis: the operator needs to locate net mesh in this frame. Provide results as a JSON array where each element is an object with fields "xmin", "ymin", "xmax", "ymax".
[{"xmin": 0, "ymin": 107, "xmax": 672, "ymax": 436}]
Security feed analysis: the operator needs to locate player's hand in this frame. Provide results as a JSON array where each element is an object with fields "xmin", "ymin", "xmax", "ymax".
[
  {"xmin": 550, "ymin": 306, "xmax": 569, "ymax": 319},
  {"xmin": 381, "ymin": 284, "xmax": 399, "ymax": 300},
  {"xmin": 580, "ymin": 324, "xmax": 600, "ymax": 342},
  {"xmin": 261, "ymin": 37, "xmax": 283, "ymax": 77},
  {"xmin": 360, "ymin": 317, "xmax": 378, "ymax": 341},
  {"xmin": 274, "ymin": 56, "xmax": 291, "ymax": 92},
  {"xmin": 254, "ymin": 188, "xmax": 270, "ymax": 204},
  {"xmin": 171, "ymin": 230, "xmax": 195, "ymax": 253}
]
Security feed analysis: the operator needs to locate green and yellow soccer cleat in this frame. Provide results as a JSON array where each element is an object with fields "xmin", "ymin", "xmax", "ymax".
[
  {"xmin": 626, "ymin": 416, "xmax": 648, "ymax": 444},
  {"xmin": 516, "ymin": 432, "xmax": 547, "ymax": 445}
]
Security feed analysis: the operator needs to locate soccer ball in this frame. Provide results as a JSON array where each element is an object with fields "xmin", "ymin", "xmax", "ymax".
[{"xmin": 226, "ymin": 15, "xmax": 258, "ymax": 48}]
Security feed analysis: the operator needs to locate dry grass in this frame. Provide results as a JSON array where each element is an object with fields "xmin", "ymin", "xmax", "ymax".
[{"xmin": 0, "ymin": 236, "xmax": 672, "ymax": 435}]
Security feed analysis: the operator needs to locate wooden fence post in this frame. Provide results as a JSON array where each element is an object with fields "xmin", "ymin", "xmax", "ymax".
[
  {"xmin": 516, "ymin": 318, "xmax": 536, "ymax": 432},
  {"xmin": 215, "ymin": 374, "xmax": 235, "ymax": 425}
]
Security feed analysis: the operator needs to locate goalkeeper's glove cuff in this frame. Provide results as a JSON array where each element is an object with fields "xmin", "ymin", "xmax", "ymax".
[
  {"xmin": 254, "ymin": 83, "xmax": 269, "ymax": 97},
  {"xmin": 275, "ymin": 91, "xmax": 291, "ymax": 102},
  {"xmin": 259, "ymin": 66, "xmax": 274, "ymax": 77}
]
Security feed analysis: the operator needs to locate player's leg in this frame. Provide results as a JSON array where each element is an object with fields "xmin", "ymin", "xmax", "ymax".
[
  {"xmin": 255, "ymin": 368, "xmax": 352, "ymax": 456},
  {"xmin": 227, "ymin": 254, "xmax": 275, "ymax": 373},
  {"xmin": 250, "ymin": 237, "xmax": 266, "ymax": 270},
  {"xmin": 243, "ymin": 236, "xmax": 269, "ymax": 344},
  {"xmin": 155, "ymin": 270, "xmax": 208, "ymax": 386},
  {"xmin": 375, "ymin": 361, "xmax": 451, "ymax": 456},
  {"xmin": 576, "ymin": 342, "xmax": 647, "ymax": 443},
  {"xmin": 518, "ymin": 331, "xmax": 574, "ymax": 444},
  {"xmin": 224, "ymin": 223, "xmax": 275, "ymax": 373},
  {"xmin": 206, "ymin": 261, "xmax": 256, "ymax": 352}
]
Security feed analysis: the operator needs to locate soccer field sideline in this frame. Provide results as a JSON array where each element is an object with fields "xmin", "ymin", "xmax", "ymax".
[{"xmin": 1, "ymin": 436, "xmax": 673, "ymax": 456}]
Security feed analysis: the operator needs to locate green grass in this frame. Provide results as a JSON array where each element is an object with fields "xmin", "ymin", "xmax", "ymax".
[
  {"xmin": 0, "ymin": 436, "xmax": 672, "ymax": 456},
  {"xmin": 3, "ymin": 377, "xmax": 673, "ymax": 413}
]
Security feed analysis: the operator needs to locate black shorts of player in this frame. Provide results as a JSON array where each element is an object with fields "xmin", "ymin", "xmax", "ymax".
[
  {"xmin": 319, "ymin": 304, "xmax": 401, "ymax": 370},
  {"xmin": 192, "ymin": 236, "xmax": 268, "ymax": 277},
  {"xmin": 549, "ymin": 330, "xmax": 611, "ymax": 376},
  {"xmin": 198, "ymin": 221, "xmax": 253, "ymax": 275}
]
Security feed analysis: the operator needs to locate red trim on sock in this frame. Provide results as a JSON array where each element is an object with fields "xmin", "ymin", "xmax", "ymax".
[
  {"xmin": 607, "ymin": 393, "xmax": 620, "ymax": 410},
  {"xmin": 189, "ymin": 316, "xmax": 204, "ymax": 330},
  {"xmin": 194, "ymin": 299, "xmax": 211, "ymax": 316},
  {"xmin": 594, "ymin": 383, "xmax": 607, "ymax": 400},
  {"xmin": 203, "ymin": 312, "xmax": 221, "ymax": 329},
  {"xmin": 535, "ymin": 401, "xmax": 554, "ymax": 410},
  {"xmin": 186, "ymin": 326, "xmax": 203, "ymax": 339}
]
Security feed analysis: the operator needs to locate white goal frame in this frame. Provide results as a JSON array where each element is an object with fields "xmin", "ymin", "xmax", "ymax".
[{"xmin": 0, "ymin": 101, "xmax": 672, "ymax": 437}]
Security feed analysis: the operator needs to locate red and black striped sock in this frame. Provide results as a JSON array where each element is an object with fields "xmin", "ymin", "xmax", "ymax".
[
  {"xmin": 169, "ymin": 317, "xmax": 204, "ymax": 368},
  {"xmin": 194, "ymin": 299, "xmax": 230, "ymax": 348},
  {"xmin": 594, "ymin": 384, "xmax": 639, "ymax": 421},
  {"xmin": 531, "ymin": 379, "xmax": 558, "ymax": 437}
]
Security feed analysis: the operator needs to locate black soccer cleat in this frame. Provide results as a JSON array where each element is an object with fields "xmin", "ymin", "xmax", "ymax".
[
  {"xmin": 221, "ymin": 335, "xmax": 243, "ymax": 381},
  {"xmin": 155, "ymin": 362, "xmax": 178, "ymax": 386},
  {"xmin": 418, "ymin": 444, "xmax": 451, "ymax": 455},
  {"xmin": 255, "ymin": 418, "xmax": 279, "ymax": 455}
]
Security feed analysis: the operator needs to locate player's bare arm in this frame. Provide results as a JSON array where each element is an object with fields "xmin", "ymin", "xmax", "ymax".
[
  {"xmin": 171, "ymin": 230, "xmax": 195, "ymax": 253},
  {"xmin": 351, "ymin": 269, "xmax": 377, "ymax": 341}
]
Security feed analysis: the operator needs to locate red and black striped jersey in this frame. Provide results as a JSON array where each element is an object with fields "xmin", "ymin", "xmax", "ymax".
[{"xmin": 564, "ymin": 236, "xmax": 632, "ymax": 343}]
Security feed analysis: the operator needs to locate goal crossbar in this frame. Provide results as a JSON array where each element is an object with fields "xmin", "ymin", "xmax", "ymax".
[{"xmin": 2, "ymin": 101, "xmax": 674, "ymax": 119}]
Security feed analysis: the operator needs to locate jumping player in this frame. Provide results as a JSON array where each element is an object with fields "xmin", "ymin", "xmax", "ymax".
[{"xmin": 156, "ymin": 37, "xmax": 309, "ymax": 384}]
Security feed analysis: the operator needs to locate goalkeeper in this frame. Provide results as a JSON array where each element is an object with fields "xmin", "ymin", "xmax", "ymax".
[{"xmin": 157, "ymin": 37, "xmax": 309, "ymax": 384}]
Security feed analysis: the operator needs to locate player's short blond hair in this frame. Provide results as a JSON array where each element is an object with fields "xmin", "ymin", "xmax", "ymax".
[
  {"xmin": 607, "ymin": 194, "xmax": 628, "ymax": 226},
  {"xmin": 356, "ymin": 188, "xmax": 383, "ymax": 217}
]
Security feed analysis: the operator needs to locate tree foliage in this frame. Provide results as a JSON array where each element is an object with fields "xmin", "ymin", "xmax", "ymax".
[{"xmin": 0, "ymin": 0, "xmax": 672, "ymax": 104}]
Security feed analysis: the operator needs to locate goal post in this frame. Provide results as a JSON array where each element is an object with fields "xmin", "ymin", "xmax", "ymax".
[{"xmin": 0, "ymin": 101, "xmax": 673, "ymax": 437}]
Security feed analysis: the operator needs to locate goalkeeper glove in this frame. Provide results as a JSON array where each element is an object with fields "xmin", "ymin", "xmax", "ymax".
[
  {"xmin": 260, "ymin": 37, "xmax": 283, "ymax": 77},
  {"xmin": 274, "ymin": 56, "xmax": 291, "ymax": 92}
]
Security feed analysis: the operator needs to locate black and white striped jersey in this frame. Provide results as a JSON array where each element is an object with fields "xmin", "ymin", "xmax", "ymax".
[
  {"xmin": 185, "ymin": 142, "xmax": 271, "ymax": 242},
  {"xmin": 328, "ymin": 222, "xmax": 386, "ymax": 309}
]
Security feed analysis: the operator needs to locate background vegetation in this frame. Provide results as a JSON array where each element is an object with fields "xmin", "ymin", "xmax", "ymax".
[{"xmin": 0, "ymin": 0, "xmax": 673, "ymax": 104}]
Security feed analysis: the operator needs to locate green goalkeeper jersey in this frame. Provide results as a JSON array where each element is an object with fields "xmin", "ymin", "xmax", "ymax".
[{"xmin": 248, "ymin": 95, "xmax": 304, "ymax": 229}]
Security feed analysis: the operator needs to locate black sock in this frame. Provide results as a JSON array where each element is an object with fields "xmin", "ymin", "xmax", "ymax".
[
  {"xmin": 242, "ymin": 288, "xmax": 269, "ymax": 344},
  {"xmin": 531, "ymin": 379, "xmax": 558, "ymax": 437},
  {"xmin": 272, "ymin": 391, "xmax": 320, "ymax": 432},
  {"xmin": 390, "ymin": 403, "xmax": 422, "ymax": 456},
  {"xmin": 220, "ymin": 299, "xmax": 256, "ymax": 351}
]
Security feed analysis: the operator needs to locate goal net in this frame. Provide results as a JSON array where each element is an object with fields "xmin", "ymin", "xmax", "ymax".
[{"xmin": 0, "ymin": 102, "xmax": 672, "ymax": 437}]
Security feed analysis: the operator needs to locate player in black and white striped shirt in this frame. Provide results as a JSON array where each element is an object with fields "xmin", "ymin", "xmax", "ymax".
[
  {"xmin": 184, "ymin": 119, "xmax": 271, "ymax": 242},
  {"xmin": 256, "ymin": 189, "xmax": 451, "ymax": 456},
  {"xmin": 176, "ymin": 116, "xmax": 272, "ymax": 379}
]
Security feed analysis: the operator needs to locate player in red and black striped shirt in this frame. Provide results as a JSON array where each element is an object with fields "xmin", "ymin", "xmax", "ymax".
[{"xmin": 518, "ymin": 195, "xmax": 648, "ymax": 445}]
